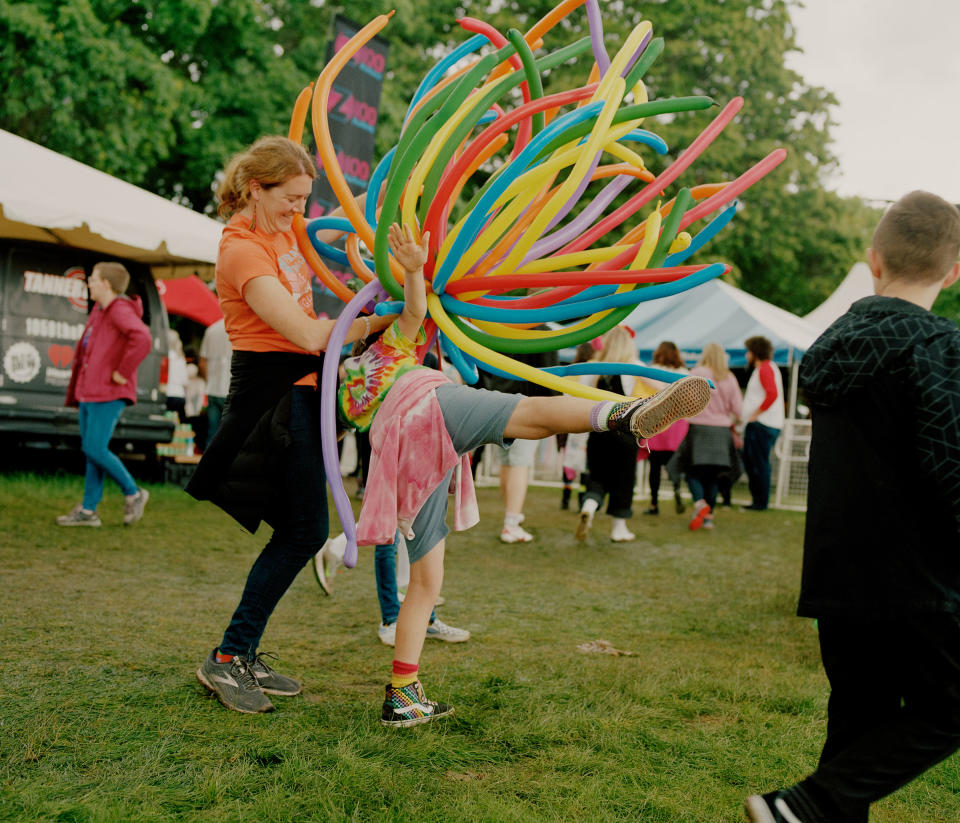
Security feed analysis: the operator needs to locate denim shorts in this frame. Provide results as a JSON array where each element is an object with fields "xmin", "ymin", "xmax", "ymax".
[{"xmin": 402, "ymin": 383, "xmax": 521, "ymax": 564}]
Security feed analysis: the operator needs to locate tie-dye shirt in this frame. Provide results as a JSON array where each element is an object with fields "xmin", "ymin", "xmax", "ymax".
[{"xmin": 338, "ymin": 321, "xmax": 426, "ymax": 432}]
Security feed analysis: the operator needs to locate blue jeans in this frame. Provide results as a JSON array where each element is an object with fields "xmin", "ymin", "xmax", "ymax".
[
  {"xmin": 687, "ymin": 465, "xmax": 723, "ymax": 512},
  {"xmin": 743, "ymin": 422, "xmax": 780, "ymax": 509},
  {"xmin": 375, "ymin": 533, "xmax": 435, "ymax": 627},
  {"xmin": 219, "ymin": 387, "xmax": 329, "ymax": 659},
  {"xmin": 78, "ymin": 400, "xmax": 138, "ymax": 510}
]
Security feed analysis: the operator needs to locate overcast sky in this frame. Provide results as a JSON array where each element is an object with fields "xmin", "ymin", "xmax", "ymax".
[{"xmin": 786, "ymin": 0, "xmax": 960, "ymax": 204}]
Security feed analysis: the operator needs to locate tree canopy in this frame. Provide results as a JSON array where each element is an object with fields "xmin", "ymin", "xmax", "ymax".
[{"xmin": 1, "ymin": 0, "xmax": 885, "ymax": 316}]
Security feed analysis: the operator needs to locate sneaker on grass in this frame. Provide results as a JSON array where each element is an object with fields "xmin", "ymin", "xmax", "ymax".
[
  {"xmin": 426, "ymin": 618, "xmax": 470, "ymax": 643},
  {"xmin": 378, "ymin": 622, "xmax": 396, "ymax": 647},
  {"xmin": 313, "ymin": 533, "xmax": 346, "ymax": 596},
  {"xmin": 56, "ymin": 506, "xmax": 101, "ymax": 527},
  {"xmin": 123, "ymin": 488, "xmax": 149, "ymax": 526},
  {"xmin": 250, "ymin": 652, "xmax": 301, "ymax": 696},
  {"xmin": 381, "ymin": 680, "xmax": 453, "ymax": 728},
  {"xmin": 745, "ymin": 791, "xmax": 811, "ymax": 823},
  {"xmin": 500, "ymin": 524, "xmax": 533, "ymax": 543},
  {"xmin": 196, "ymin": 649, "xmax": 274, "ymax": 714}
]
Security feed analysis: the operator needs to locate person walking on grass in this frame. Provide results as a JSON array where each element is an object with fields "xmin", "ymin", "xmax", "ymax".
[
  {"xmin": 340, "ymin": 223, "xmax": 711, "ymax": 727},
  {"xmin": 186, "ymin": 136, "xmax": 392, "ymax": 715},
  {"xmin": 57, "ymin": 262, "xmax": 152, "ymax": 528},
  {"xmin": 741, "ymin": 335, "xmax": 783, "ymax": 512},
  {"xmin": 641, "ymin": 340, "xmax": 689, "ymax": 516},
  {"xmin": 746, "ymin": 191, "xmax": 960, "ymax": 823},
  {"xmin": 672, "ymin": 343, "xmax": 742, "ymax": 532}
]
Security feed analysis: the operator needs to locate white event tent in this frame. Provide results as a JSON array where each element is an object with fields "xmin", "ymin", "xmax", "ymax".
[
  {"xmin": 0, "ymin": 129, "xmax": 222, "ymax": 278},
  {"xmin": 803, "ymin": 262, "xmax": 874, "ymax": 334}
]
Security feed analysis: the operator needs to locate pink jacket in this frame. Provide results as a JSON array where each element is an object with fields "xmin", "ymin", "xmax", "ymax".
[
  {"xmin": 65, "ymin": 296, "xmax": 152, "ymax": 407},
  {"xmin": 687, "ymin": 366, "xmax": 743, "ymax": 427},
  {"xmin": 357, "ymin": 369, "xmax": 479, "ymax": 546}
]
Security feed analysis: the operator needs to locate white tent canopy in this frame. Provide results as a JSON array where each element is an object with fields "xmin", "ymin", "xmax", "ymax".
[
  {"xmin": 0, "ymin": 129, "xmax": 223, "ymax": 278},
  {"xmin": 803, "ymin": 262, "xmax": 875, "ymax": 334}
]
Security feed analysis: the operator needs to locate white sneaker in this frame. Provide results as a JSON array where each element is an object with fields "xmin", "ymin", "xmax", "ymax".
[
  {"xmin": 378, "ymin": 622, "xmax": 396, "ymax": 646},
  {"xmin": 313, "ymin": 533, "xmax": 346, "ymax": 595},
  {"xmin": 611, "ymin": 528, "xmax": 636, "ymax": 542},
  {"xmin": 500, "ymin": 524, "xmax": 533, "ymax": 543},
  {"xmin": 426, "ymin": 618, "xmax": 470, "ymax": 643}
]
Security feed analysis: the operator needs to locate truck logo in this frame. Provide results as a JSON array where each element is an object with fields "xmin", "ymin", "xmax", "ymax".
[
  {"xmin": 22, "ymin": 267, "xmax": 89, "ymax": 312},
  {"xmin": 3, "ymin": 341, "xmax": 42, "ymax": 384}
]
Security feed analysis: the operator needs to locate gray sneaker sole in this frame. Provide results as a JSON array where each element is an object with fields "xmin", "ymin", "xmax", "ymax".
[
  {"xmin": 196, "ymin": 667, "xmax": 274, "ymax": 714},
  {"xmin": 55, "ymin": 518, "xmax": 101, "ymax": 527},
  {"xmin": 631, "ymin": 376, "xmax": 711, "ymax": 440}
]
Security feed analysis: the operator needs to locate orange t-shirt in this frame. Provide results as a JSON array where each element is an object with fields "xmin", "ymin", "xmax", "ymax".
[{"xmin": 216, "ymin": 214, "xmax": 319, "ymax": 385}]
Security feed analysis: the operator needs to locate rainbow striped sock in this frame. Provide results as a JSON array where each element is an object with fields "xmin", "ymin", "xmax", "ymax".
[{"xmin": 392, "ymin": 659, "xmax": 419, "ymax": 689}]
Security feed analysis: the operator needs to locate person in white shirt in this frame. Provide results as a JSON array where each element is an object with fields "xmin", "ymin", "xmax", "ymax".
[
  {"xmin": 165, "ymin": 329, "xmax": 188, "ymax": 421},
  {"xmin": 199, "ymin": 317, "xmax": 232, "ymax": 441},
  {"xmin": 741, "ymin": 335, "xmax": 784, "ymax": 510}
]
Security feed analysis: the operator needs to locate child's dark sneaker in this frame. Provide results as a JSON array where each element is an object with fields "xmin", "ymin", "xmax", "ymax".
[
  {"xmin": 618, "ymin": 376, "xmax": 711, "ymax": 442},
  {"xmin": 745, "ymin": 791, "xmax": 809, "ymax": 822},
  {"xmin": 196, "ymin": 649, "xmax": 274, "ymax": 714},
  {"xmin": 249, "ymin": 652, "xmax": 301, "ymax": 696},
  {"xmin": 381, "ymin": 680, "xmax": 453, "ymax": 728}
]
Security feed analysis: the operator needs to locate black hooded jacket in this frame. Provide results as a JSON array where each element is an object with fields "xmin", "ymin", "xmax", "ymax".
[{"xmin": 798, "ymin": 296, "xmax": 960, "ymax": 617}]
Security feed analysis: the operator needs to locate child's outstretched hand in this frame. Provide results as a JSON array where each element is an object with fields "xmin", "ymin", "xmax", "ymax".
[{"xmin": 388, "ymin": 223, "xmax": 430, "ymax": 272}]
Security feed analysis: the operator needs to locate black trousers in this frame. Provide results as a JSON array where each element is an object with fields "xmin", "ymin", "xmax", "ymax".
[
  {"xmin": 583, "ymin": 430, "xmax": 638, "ymax": 519},
  {"xmin": 794, "ymin": 613, "xmax": 960, "ymax": 822}
]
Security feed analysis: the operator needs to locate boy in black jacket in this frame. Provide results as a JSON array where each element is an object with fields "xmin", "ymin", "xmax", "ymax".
[{"xmin": 746, "ymin": 191, "xmax": 960, "ymax": 822}]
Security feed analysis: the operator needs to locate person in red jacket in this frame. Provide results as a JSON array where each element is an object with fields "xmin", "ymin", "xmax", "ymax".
[{"xmin": 58, "ymin": 262, "xmax": 153, "ymax": 527}]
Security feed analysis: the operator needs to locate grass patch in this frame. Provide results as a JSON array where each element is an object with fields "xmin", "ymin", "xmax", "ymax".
[{"xmin": 2, "ymin": 473, "xmax": 957, "ymax": 821}]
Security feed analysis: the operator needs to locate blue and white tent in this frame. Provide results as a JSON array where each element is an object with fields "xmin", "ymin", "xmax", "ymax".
[{"xmin": 623, "ymin": 278, "xmax": 821, "ymax": 368}]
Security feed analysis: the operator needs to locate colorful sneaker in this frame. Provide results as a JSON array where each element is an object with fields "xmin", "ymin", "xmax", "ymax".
[
  {"xmin": 426, "ymin": 618, "xmax": 470, "ymax": 643},
  {"xmin": 689, "ymin": 501, "xmax": 711, "ymax": 531},
  {"xmin": 500, "ymin": 524, "xmax": 533, "ymax": 543},
  {"xmin": 575, "ymin": 509, "xmax": 594, "ymax": 541},
  {"xmin": 745, "ymin": 791, "xmax": 810, "ymax": 823},
  {"xmin": 250, "ymin": 651, "xmax": 301, "ymax": 696},
  {"xmin": 123, "ymin": 488, "xmax": 149, "ymax": 526},
  {"xmin": 378, "ymin": 622, "xmax": 396, "ymax": 647},
  {"xmin": 381, "ymin": 680, "xmax": 453, "ymax": 728},
  {"xmin": 617, "ymin": 376, "xmax": 712, "ymax": 442},
  {"xmin": 56, "ymin": 506, "xmax": 101, "ymax": 527},
  {"xmin": 196, "ymin": 649, "xmax": 274, "ymax": 714}
]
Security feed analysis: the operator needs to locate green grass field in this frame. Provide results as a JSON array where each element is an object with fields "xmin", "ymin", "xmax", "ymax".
[{"xmin": 2, "ymin": 472, "xmax": 957, "ymax": 822}]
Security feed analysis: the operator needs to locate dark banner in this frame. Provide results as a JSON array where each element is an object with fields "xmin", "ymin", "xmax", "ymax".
[{"xmin": 308, "ymin": 15, "xmax": 389, "ymax": 318}]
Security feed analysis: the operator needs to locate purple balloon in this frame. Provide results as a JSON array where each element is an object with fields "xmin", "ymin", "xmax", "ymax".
[
  {"xmin": 585, "ymin": 0, "xmax": 610, "ymax": 74},
  {"xmin": 319, "ymin": 279, "xmax": 386, "ymax": 568}
]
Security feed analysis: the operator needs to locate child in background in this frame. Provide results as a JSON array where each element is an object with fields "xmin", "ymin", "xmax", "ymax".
[
  {"xmin": 746, "ymin": 191, "xmax": 960, "ymax": 822},
  {"xmin": 339, "ymin": 223, "xmax": 712, "ymax": 728}
]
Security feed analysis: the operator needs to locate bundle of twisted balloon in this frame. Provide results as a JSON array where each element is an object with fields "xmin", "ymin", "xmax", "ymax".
[{"xmin": 290, "ymin": 0, "xmax": 786, "ymax": 564}]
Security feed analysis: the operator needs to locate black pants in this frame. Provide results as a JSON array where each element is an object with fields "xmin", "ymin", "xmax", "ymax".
[
  {"xmin": 792, "ymin": 613, "xmax": 960, "ymax": 822},
  {"xmin": 219, "ymin": 387, "xmax": 329, "ymax": 659},
  {"xmin": 583, "ymin": 431, "xmax": 638, "ymax": 518},
  {"xmin": 647, "ymin": 449, "xmax": 678, "ymax": 507}
]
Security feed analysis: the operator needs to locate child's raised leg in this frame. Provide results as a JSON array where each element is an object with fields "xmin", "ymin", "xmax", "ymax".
[{"xmin": 503, "ymin": 375, "xmax": 711, "ymax": 441}]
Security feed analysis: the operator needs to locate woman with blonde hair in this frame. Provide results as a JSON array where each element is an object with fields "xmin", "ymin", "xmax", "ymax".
[
  {"xmin": 576, "ymin": 326, "xmax": 644, "ymax": 542},
  {"xmin": 674, "ymin": 342, "xmax": 742, "ymax": 530}
]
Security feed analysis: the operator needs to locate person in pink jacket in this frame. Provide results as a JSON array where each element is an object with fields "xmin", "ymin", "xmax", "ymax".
[
  {"xmin": 339, "ymin": 224, "xmax": 713, "ymax": 728},
  {"xmin": 57, "ymin": 262, "xmax": 152, "ymax": 527}
]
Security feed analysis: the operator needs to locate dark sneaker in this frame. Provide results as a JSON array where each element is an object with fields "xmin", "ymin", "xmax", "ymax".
[
  {"xmin": 381, "ymin": 680, "xmax": 453, "ymax": 728},
  {"xmin": 123, "ymin": 489, "xmax": 149, "ymax": 525},
  {"xmin": 674, "ymin": 488, "xmax": 685, "ymax": 514},
  {"xmin": 196, "ymin": 649, "xmax": 274, "ymax": 714},
  {"xmin": 624, "ymin": 376, "xmax": 712, "ymax": 441},
  {"xmin": 250, "ymin": 652, "xmax": 301, "ymax": 696},
  {"xmin": 56, "ymin": 506, "xmax": 101, "ymax": 527},
  {"xmin": 745, "ymin": 791, "xmax": 808, "ymax": 823}
]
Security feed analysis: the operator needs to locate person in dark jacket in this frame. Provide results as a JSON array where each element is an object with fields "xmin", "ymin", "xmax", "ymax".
[
  {"xmin": 746, "ymin": 191, "xmax": 960, "ymax": 823},
  {"xmin": 57, "ymin": 262, "xmax": 152, "ymax": 527}
]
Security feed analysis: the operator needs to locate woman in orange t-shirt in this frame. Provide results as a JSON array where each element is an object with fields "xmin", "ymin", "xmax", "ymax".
[{"xmin": 189, "ymin": 136, "xmax": 393, "ymax": 714}]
